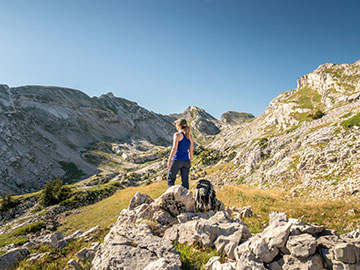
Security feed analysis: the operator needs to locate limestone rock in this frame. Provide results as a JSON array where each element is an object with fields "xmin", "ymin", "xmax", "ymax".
[
  {"xmin": 334, "ymin": 242, "xmax": 359, "ymax": 264},
  {"xmin": 143, "ymin": 258, "xmax": 181, "ymax": 270},
  {"xmin": 0, "ymin": 248, "xmax": 29, "ymax": 270},
  {"xmin": 91, "ymin": 224, "xmax": 181, "ymax": 270},
  {"xmin": 128, "ymin": 192, "xmax": 154, "ymax": 210},
  {"xmin": 78, "ymin": 225, "xmax": 100, "ymax": 238},
  {"xmin": 164, "ymin": 211, "xmax": 250, "ymax": 248},
  {"xmin": 153, "ymin": 185, "xmax": 195, "ymax": 217},
  {"xmin": 288, "ymin": 218, "xmax": 324, "ymax": 235},
  {"xmin": 286, "ymin": 234, "xmax": 317, "ymax": 259},
  {"xmin": 49, "ymin": 232, "xmax": 68, "ymax": 249},
  {"xmin": 269, "ymin": 211, "xmax": 288, "ymax": 227},
  {"xmin": 214, "ymin": 230, "xmax": 243, "ymax": 259},
  {"xmin": 76, "ymin": 246, "xmax": 97, "ymax": 261},
  {"xmin": 282, "ymin": 254, "xmax": 323, "ymax": 270},
  {"xmin": 177, "ymin": 211, "xmax": 215, "ymax": 223},
  {"xmin": 68, "ymin": 259, "xmax": 80, "ymax": 270},
  {"xmin": 249, "ymin": 235, "xmax": 279, "ymax": 263},
  {"xmin": 235, "ymin": 249, "xmax": 267, "ymax": 270}
]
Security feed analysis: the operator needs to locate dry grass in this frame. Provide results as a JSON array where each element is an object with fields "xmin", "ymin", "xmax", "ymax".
[
  {"xmin": 59, "ymin": 178, "xmax": 198, "ymax": 234},
  {"xmin": 217, "ymin": 185, "xmax": 360, "ymax": 234},
  {"xmin": 60, "ymin": 179, "xmax": 360, "ymax": 236}
]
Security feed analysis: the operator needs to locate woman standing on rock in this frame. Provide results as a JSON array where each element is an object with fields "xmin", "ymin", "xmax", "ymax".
[{"xmin": 167, "ymin": 119, "xmax": 194, "ymax": 189}]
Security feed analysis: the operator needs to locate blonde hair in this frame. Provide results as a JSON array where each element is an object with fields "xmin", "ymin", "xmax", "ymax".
[{"xmin": 175, "ymin": 119, "xmax": 190, "ymax": 139}]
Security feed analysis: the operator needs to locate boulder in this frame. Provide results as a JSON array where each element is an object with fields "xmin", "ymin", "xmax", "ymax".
[
  {"xmin": 334, "ymin": 242, "xmax": 359, "ymax": 264},
  {"xmin": 153, "ymin": 210, "xmax": 176, "ymax": 225},
  {"xmin": 262, "ymin": 222, "xmax": 291, "ymax": 249},
  {"xmin": 91, "ymin": 224, "xmax": 181, "ymax": 270},
  {"xmin": 153, "ymin": 185, "xmax": 195, "ymax": 217},
  {"xmin": 76, "ymin": 246, "xmax": 97, "ymax": 261},
  {"xmin": 205, "ymin": 257, "xmax": 236, "ymax": 270},
  {"xmin": 282, "ymin": 254, "xmax": 323, "ymax": 270},
  {"xmin": 177, "ymin": 211, "xmax": 215, "ymax": 223},
  {"xmin": 249, "ymin": 235, "xmax": 279, "ymax": 263},
  {"xmin": 0, "ymin": 248, "xmax": 29, "ymax": 270},
  {"xmin": 288, "ymin": 218, "xmax": 324, "ymax": 235},
  {"xmin": 143, "ymin": 258, "xmax": 181, "ymax": 270},
  {"xmin": 214, "ymin": 230, "xmax": 243, "ymax": 259},
  {"xmin": 128, "ymin": 192, "xmax": 154, "ymax": 210},
  {"xmin": 269, "ymin": 211, "xmax": 288, "ymax": 227},
  {"xmin": 68, "ymin": 258, "xmax": 80, "ymax": 270},
  {"xmin": 49, "ymin": 232, "xmax": 68, "ymax": 249},
  {"xmin": 286, "ymin": 234, "xmax": 317, "ymax": 259},
  {"xmin": 235, "ymin": 249, "xmax": 267, "ymax": 270},
  {"xmin": 164, "ymin": 211, "xmax": 250, "ymax": 248}
]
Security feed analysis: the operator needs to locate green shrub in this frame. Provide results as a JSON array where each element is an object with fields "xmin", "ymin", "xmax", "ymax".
[
  {"xmin": 59, "ymin": 181, "xmax": 119, "ymax": 207},
  {"xmin": 13, "ymin": 221, "xmax": 45, "ymax": 236},
  {"xmin": 195, "ymin": 148, "xmax": 222, "ymax": 166},
  {"xmin": 0, "ymin": 222, "xmax": 44, "ymax": 248},
  {"xmin": 39, "ymin": 178, "xmax": 72, "ymax": 206},
  {"xmin": 341, "ymin": 113, "xmax": 360, "ymax": 128},
  {"xmin": 258, "ymin": 138, "xmax": 268, "ymax": 149},
  {"xmin": 174, "ymin": 242, "xmax": 224, "ymax": 270},
  {"xmin": 309, "ymin": 110, "xmax": 325, "ymax": 120},
  {"xmin": 0, "ymin": 193, "xmax": 19, "ymax": 212}
]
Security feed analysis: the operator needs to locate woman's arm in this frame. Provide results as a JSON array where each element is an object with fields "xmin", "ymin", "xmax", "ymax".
[
  {"xmin": 168, "ymin": 133, "xmax": 180, "ymax": 168},
  {"xmin": 189, "ymin": 134, "xmax": 194, "ymax": 167}
]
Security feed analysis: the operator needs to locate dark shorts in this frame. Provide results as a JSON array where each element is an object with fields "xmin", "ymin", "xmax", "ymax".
[{"xmin": 167, "ymin": 159, "xmax": 190, "ymax": 189}]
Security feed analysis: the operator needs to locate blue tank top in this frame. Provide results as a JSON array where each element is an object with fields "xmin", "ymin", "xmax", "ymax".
[{"xmin": 172, "ymin": 132, "xmax": 190, "ymax": 161}]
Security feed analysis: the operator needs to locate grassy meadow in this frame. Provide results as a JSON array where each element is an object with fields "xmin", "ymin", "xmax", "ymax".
[{"xmin": 59, "ymin": 179, "xmax": 360, "ymax": 235}]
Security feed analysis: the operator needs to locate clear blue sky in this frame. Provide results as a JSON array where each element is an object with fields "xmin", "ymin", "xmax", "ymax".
[{"xmin": 0, "ymin": 0, "xmax": 359, "ymax": 118}]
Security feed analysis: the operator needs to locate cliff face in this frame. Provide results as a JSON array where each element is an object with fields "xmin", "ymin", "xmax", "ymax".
[{"xmin": 0, "ymin": 85, "xmax": 176, "ymax": 194}]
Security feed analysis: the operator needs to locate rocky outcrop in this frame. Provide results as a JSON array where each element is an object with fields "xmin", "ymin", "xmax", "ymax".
[
  {"xmin": 91, "ymin": 186, "xmax": 196, "ymax": 270},
  {"xmin": 207, "ymin": 59, "xmax": 360, "ymax": 200},
  {"xmin": 206, "ymin": 212, "xmax": 360, "ymax": 270},
  {"xmin": 164, "ymin": 210, "xmax": 251, "ymax": 258},
  {"xmin": 88, "ymin": 188, "xmax": 360, "ymax": 270},
  {"xmin": 91, "ymin": 185, "xmax": 243, "ymax": 269},
  {"xmin": 91, "ymin": 223, "xmax": 181, "ymax": 270}
]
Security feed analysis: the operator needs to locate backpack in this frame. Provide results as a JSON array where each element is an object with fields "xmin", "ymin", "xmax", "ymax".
[{"xmin": 195, "ymin": 179, "xmax": 216, "ymax": 212}]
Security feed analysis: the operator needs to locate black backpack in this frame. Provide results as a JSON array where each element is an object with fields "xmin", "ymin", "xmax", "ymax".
[{"xmin": 195, "ymin": 179, "xmax": 216, "ymax": 212}]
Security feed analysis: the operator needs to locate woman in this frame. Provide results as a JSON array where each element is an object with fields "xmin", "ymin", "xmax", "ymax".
[{"xmin": 167, "ymin": 118, "xmax": 194, "ymax": 189}]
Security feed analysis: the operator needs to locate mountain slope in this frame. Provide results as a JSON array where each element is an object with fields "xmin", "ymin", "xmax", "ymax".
[
  {"xmin": 208, "ymin": 59, "xmax": 360, "ymax": 199},
  {"xmin": 0, "ymin": 85, "xmax": 176, "ymax": 195}
]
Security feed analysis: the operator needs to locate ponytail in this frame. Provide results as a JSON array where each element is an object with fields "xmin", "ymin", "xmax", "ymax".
[{"xmin": 182, "ymin": 126, "xmax": 191, "ymax": 139}]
